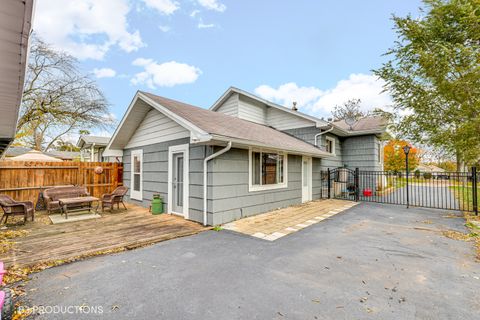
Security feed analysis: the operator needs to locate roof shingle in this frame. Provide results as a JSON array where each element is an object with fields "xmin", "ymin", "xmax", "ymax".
[{"xmin": 141, "ymin": 92, "xmax": 330, "ymax": 157}]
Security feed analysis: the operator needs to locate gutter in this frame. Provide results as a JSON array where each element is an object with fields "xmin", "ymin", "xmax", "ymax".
[
  {"xmin": 314, "ymin": 126, "xmax": 334, "ymax": 147},
  {"xmin": 208, "ymin": 134, "xmax": 331, "ymax": 158},
  {"xmin": 203, "ymin": 141, "xmax": 232, "ymax": 226}
]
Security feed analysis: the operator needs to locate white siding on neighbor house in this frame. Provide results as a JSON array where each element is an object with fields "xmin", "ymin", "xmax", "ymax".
[
  {"xmin": 238, "ymin": 95, "xmax": 267, "ymax": 125},
  {"xmin": 215, "ymin": 93, "xmax": 239, "ymax": 117},
  {"xmin": 125, "ymin": 108, "xmax": 190, "ymax": 149},
  {"xmin": 267, "ymin": 107, "xmax": 315, "ymax": 131}
]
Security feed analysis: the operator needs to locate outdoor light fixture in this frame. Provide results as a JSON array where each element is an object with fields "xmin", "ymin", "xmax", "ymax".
[{"xmin": 402, "ymin": 145, "xmax": 411, "ymax": 155}]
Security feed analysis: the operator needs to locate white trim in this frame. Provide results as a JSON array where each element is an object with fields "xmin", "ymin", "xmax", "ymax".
[
  {"xmin": 138, "ymin": 92, "xmax": 211, "ymax": 143},
  {"xmin": 301, "ymin": 156, "xmax": 313, "ymax": 203},
  {"xmin": 248, "ymin": 148, "xmax": 288, "ymax": 192},
  {"xmin": 168, "ymin": 144, "xmax": 190, "ymax": 219},
  {"xmin": 325, "ymin": 136, "xmax": 336, "ymax": 156},
  {"xmin": 105, "ymin": 92, "xmax": 212, "ymax": 155},
  {"xmin": 130, "ymin": 149, "xmax": 143, "ymax": 200}
]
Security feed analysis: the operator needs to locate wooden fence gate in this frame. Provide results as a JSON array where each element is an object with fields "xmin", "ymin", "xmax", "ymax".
[{"xmin": 0, "ymin": 161, "xmax": 123, "ymax": 207}]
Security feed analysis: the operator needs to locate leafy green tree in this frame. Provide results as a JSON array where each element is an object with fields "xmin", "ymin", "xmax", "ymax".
[{"xmin": 374, "ymin": 0, "xmax": 480, "ymax": 168}]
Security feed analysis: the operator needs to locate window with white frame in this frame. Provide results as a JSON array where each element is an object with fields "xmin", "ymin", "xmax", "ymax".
[
  {"xmin": 249, "ymin": 150, "xmax": 287, "ymax": 191},
  {"xmin": 325, "ymin": 137, "xmax": 335, "ymax": 155}
]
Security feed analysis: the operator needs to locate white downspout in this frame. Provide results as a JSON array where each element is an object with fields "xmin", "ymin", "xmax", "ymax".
[
  {"xmin": 203, "ymin": 141, "xmax": 232, "ymax": 226},
  {"xmin": 314, "ymin": 126, "xmax": 334, "ymax": 147}
]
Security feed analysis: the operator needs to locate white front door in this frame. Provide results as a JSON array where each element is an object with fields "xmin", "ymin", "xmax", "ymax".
[
  {"xmin": 168, "ymin": 144, "xmax": 189, "ymax": 218},
  {"xmin": 130, "ymin": 149, "xmax": 143, "ymax": 200},
  {"xmin": 302, "ymin": 156, "xmax": 312, "ymax": 203}
]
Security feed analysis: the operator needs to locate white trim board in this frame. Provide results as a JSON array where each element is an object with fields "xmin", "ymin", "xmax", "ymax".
[
  {"xmin": 248, "ymin": 148, "xmax": 288, "ymax": 192},
  {"xmin": 168, "ymin": 143, "xmax": 190, "ymax": 219},
  {"xmin": 130, "ymin": 149, "xmax": 143, "ymax": 200}
]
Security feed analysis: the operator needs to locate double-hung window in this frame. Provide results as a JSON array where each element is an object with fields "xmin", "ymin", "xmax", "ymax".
[{"xmin": 249, "ymin": 150, "xmax": 287, "ymax": 191}]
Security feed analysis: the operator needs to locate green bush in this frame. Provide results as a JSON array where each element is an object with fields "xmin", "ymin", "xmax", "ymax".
[
  {"xmin": 414, "ymin": 170, "xmax": 421, "ymax": 178},
  {"xmin": 423, "ymin": 172, "xmax": 432, "ymax": 179}
]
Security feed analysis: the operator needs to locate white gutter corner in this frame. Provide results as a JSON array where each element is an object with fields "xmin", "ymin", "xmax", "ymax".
[
  {"xmin": 314, "ymin": 126, "xmax": 334, "ymax": 147},
  {"xmin": 203, "ymin": 141, "xmax": 232, "ymax": 226}
]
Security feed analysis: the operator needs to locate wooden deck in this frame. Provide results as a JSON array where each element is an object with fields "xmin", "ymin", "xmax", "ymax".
[{"xmin": 0, "ymin": 204, "xmax": 206, "ymax": 268}]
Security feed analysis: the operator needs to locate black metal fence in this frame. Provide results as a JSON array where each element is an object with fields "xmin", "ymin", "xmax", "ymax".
[{"xmin": 321, "ymin": 167, "xmax": 479, "ymax": 215}]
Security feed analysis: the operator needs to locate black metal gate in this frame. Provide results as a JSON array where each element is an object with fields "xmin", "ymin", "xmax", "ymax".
[{"xmin": 321, "ymin": 167, "xmax": 478, "ymax": 215}]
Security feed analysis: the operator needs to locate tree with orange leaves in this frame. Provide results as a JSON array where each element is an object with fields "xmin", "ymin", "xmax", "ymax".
[{"xmin": 383, "ymin": 139, "xmax": 419, "ymax": 172}]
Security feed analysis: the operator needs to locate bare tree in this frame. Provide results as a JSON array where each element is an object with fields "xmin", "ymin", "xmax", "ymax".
[
  {"xmin": 16, "ymin": 34, "xmax": 113, "ymax": 151},
  {"xmin": 331, "ymin": 98, "xmax": 366, "ymax": 121}
]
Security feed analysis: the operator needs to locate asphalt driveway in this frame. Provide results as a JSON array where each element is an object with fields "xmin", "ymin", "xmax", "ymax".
[{"xmin": 19, "ymin": 203, "xmax": 480, "ymax": 319}]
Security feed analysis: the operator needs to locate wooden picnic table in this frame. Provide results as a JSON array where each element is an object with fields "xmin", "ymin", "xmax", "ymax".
[{"xmin": 58, "ymin": 196, "xmax": 100, "ymax": 219}]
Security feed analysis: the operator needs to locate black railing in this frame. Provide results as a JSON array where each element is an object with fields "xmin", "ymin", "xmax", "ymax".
[{"xmin": 321, "ymin": 167, "xmax": 479, "ymax": 215}]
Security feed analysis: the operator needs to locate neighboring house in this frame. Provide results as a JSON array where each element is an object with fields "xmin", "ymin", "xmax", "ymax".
[
  {"xmin": 3, "ymin": 146, "xmax": 80, "ymax": 161},
  {"xmin": 415, "ymin": 164, "xmax": 446, "ymax": 173},
  {"xmin": 77, "ymin": 135, "xmax": 119, "ymax": 162},
  {"xmin": 0, "ymin": 0, "xmax": 34, "ymax": 157},
  {"xmin": 105, "ymin": 87, "xmax": 386, "ymax": 226}
]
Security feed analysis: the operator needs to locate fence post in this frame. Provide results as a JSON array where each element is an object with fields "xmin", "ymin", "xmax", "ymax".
[
  {"xmin": 473, "ymin": 166, "xmax": 478, "ymax": 216},
  {"xmin": 354, "ymin": 168, "xmax": 360, "ymax": 202},
  {"xmin": 327, "ymin": 168, "xmax": 331, "ymax": 199}
]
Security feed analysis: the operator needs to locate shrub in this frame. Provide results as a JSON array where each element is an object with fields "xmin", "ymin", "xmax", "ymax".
[
  {"xmin": 423, "ymin": 172, "xmax": 432, "ymax": 179},
  {"xmin": 414, "ymin": 170, "xmax": 421, "ymax": 178}
]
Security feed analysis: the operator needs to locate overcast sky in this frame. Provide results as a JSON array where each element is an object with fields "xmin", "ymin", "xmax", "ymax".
[{"xmin": 33, "ymin": 0, "xmax": 422, "ymax": 135}]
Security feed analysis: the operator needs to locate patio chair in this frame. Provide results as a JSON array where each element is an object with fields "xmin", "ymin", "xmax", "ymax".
[
  {"xmin": 101, "ymin": 186, "xmax": 128, "ymax": 212},
  {"xmin": 0, "ymin": 195, "xmax": 35, "ymax": 224}
]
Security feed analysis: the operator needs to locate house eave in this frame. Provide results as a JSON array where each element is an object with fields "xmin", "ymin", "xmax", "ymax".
[
  {"xmin": 206, "ymin": 134, "xmax": 332, "ymax": 158},
  {"xmin": 319, "ymin": 124, "xmax": 385, "ymax": 137}
]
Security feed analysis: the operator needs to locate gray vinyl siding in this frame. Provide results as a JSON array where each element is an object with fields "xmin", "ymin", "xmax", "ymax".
[
  {"xmin": 267, "ymin": 107, "xmax": 315, "ymax": 130},
  {"xmin": 123, "ymin": 138, "xmax": 212, "ymax": 224},
  {"xmin": 342, "ymin": 135, "xmax": 383, "ymax": 171},
  {"xmin": 238, "ymin": 95, "xmax": 267, "ymax": 125},
  {"xmin": 125, "ymin": 108, "xmax": 189, "ymax": 149},
  {"xmin": 282, "ymin": 126, "xmax": 343, "ymax": 169},
  {"xmin": 215, "ymin": 93, "xmax": 239, "ymax": 117},
  {"xmin": 209, "ymin": 148, "xmax": 306, "ymax": 225},
  {"xmin": 312, "ymin": 158, "xmax": 322, "ymax": 199}
]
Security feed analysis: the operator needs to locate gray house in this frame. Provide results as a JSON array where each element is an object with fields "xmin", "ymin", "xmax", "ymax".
[{"xmin": 105, "ymin": 87, "xmax": 386, "ymax": 225}]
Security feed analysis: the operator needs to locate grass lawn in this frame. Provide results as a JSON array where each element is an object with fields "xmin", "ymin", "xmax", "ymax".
[{"xmin": 449, "ymin": 185, "xmax": 479, "ymax": 212}]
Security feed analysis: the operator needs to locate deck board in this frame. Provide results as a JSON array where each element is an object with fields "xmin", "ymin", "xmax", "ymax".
[{"xmin": 0, "ymin": 204, "xmax": 206, "ymax": 268}]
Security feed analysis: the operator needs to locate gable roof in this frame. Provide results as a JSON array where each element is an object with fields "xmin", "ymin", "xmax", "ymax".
[
  {"xmin": 106, "ymin": 91, "xmax": 331, "ymax": 158},
  {"xmin": 210, "ymin": 87, "xmax": 328, "ymax": 127},
  {"xmin": 77, "ymin": 135, "xmax": 111, "ymax": 148},
  {"xmin": 211, "ymin": 87, "xmax": 387, "ymax": 136}
]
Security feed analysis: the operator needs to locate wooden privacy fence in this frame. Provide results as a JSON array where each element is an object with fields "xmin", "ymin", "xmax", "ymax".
[{"xmin": 0, "ymin": 161, "xmax": 123, "ymax": 207}]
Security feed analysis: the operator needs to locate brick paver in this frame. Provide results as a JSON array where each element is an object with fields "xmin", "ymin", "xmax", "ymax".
[{"xmin": 222, "ymin": 199, "xmax": 357, "ymax": 241}]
